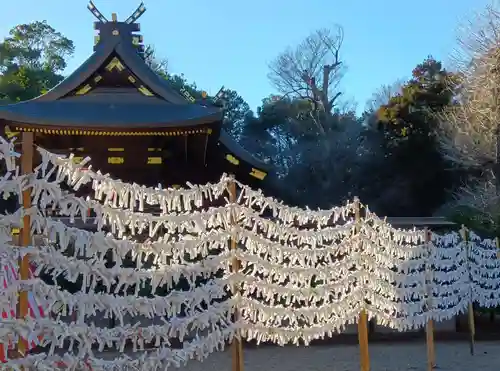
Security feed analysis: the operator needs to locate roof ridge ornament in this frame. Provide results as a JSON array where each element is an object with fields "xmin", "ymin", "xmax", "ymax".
[
  {"xmin": 89, "ymin": 1, "xmax": 145, "ymax": 57},
  {"xmin": 87, "ymin": 1, "xmax": 146, "ymax": 24},
  {"xmin": 87, "ymin": 1, "xmax": 109, "ymax": 23},
  {"xmin": 125, "ymin": 3, "xmax": 147, "ymax": 24}
]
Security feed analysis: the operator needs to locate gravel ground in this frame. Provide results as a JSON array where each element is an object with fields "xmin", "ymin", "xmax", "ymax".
[
  {"xmin": 93, "ymin": 341, "xmax": 498, "ymax": 370},
  {"xmin": 171, "ymin": 342, "xmax": 497, "ymax": 371}
]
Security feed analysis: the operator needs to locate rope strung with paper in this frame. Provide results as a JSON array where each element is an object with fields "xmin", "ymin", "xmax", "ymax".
[
  {"xmin": 37, "ymin": 147, "xmax": 230, "ymax": 213},
  {"xmin": 467, "ymin": 232, "xmax": 500, "ymax": 307},
  {"xmin": 1, "ymin": 138, "xmax": 500, "ymax": 369},
  {"xmin": 0, "ymin": 142, "xmax": 238, "ymax": 370},
  {"xmin": 0, "ymin": 250, "xmax": 45, "ymax": 363}
]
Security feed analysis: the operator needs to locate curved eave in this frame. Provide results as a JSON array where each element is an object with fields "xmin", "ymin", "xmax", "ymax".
[
  {"xmin": 0, "ymin": 100, "xmax": 223, "ymax": 128},
  {"xmin": 218, "ymin": 130, "xmax": 271, "ymax": 172}
]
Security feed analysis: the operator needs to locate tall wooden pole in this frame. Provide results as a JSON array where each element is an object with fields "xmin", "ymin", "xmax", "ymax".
[
  {"xmin": 229, "ymin": 177, "xmax": 243, "ymax": 371},
  {"xmin": 424, "ymin": 228, "xmax": 435, "ymax": 371},
  {"xmin": 17, "ymin": 132, "xmax": 34, "ymax": 358},
  {"xmin": 354, "ymin": 197, "xmax": 370, "ymax": 371},
  {"xmin": 495, "ymin": 125, "xmax": 500, "ymax": 194},
  {"xmin": 460, "ymin": 226, "xmax": 475, "ymax": 356}
]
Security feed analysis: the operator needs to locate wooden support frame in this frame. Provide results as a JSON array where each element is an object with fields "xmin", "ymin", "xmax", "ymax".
[
  {"xmin": 16, "ymin": 132, "xmax": 34, "ymax": 358},
  {"xmin": 354, "ymin": 197, "xmax": 370, "ymax": 371},
  {"xmin": 229, "ymin": 178, "xmax": 244, "ymax": 371},
  {"xmin": 424, "ymin": 228, "xmax": 436, "ymax": 371},
  {"xmin": 358, "ymin": 310, "xmax": 370, "ymax": 371},
  {"xmin": 460, "ymin": 226, "xmax": 475, "ymax": 356}
]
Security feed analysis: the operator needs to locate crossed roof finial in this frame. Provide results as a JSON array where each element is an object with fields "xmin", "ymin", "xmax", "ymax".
[
  {"xmin": 87, "ymin": 1, "xmax": 108, "ymax": 23},
  {"xmin": 87, "ymin": 1, "xmax": 146, "ymax": 24},
  {"xmin": 124, "ymin": 2, "xmax": 146, "ymax": 24}
]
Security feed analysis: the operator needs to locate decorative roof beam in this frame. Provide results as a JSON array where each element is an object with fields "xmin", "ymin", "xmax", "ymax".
[
  {"xmin": 87, "ymin": 1, "xmax": 108, "ymax": 23},
  {"xmin": 125, "ymin": 3, "xmax": 146, "ymax": 24}
]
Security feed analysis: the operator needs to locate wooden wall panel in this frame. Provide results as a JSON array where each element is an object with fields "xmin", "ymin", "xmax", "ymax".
[{"xmin": 35, "ymin": 134, "xmax": 218, "ymax": 187}]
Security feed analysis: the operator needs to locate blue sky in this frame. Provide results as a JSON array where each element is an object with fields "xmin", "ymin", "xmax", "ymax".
[{"xmin": 0, "ymin": 0, "xmax": 491, "ymax": 114}]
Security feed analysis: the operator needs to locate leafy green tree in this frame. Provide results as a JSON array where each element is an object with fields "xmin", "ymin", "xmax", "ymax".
[
  {"xmin": 165, "ymin": 74, "xmax": 254, "ymax": 139},
  {"xmin": 372, "ymin": 57, "xmax": 460, "ymax": 215},
  {"xmin": 240, "ymin": 96, "xmax": 299, "ymax": 177},
  {"xmin": 364, "ymin": 80, "xmax": 404, "ymax": 114},
  {"xmin": 377, "ymin": 57, "xmax": 459, "ymax": 143},
  {"xmin": 0, "ymin": 21, "xmax": 74, "ymax": 102},
  {"xmin": 237, "ymin": 94, "xmax": 387, "ymax": 209},
  {"xmin": 140, "ymin": 46, "xmax": 266, "ymax": 173},
  {"xmin": 280, "ymin": 113, "xmax": 384, "ymax": 208},
  {"xmin": 218, "ymin": 89, "xmax": 252, "ymax": 137},
  {"xmin": 143, "ymin": 44, "xmax": 168, "ymax": 75}
]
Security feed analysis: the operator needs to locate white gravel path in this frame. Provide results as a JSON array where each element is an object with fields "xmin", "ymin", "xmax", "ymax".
[{"xmin": 168, "ymin": 342, "xmax": 499, "ymax": 371}]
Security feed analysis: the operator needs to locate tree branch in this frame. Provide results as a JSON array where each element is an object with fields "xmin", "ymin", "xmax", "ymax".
[
  {"xmin": 267, "ymin": 26, "xmax": 345, "ymax": 134},
  {"xmin": 329, "ymin": 92, "xmax": 342, "ymax": 108}
]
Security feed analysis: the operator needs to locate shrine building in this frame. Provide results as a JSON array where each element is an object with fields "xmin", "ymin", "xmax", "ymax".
[{"xmin": 0, "ymin": 2, "xmax": 269, "ymax": 188}]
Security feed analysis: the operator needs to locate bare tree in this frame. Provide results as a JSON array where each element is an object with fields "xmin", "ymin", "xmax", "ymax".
[
  {"xmin": 439, "ymin": 6, "xmax": 500, "ymax": 168},
  {"xmin": 268, "ymin": 26, "xmax": 346, "ymax": 133},
  {"xmin": 438, "ymin": 5, "xmax": 500, "ymax": 220},
  {"xmin": 365, "ymin": 79, "xmax": 405, "ymax": 112}
]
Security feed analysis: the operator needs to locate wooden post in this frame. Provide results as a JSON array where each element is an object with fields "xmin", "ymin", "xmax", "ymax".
[
  {"xmin": 358, "ymin": 310, "xmax": 370, "ymax": 371},
  {"xmin": 460, "ymin": 226, "xmax": 475, "ymax": 356},
  {"xmin": 229, "ymin": 177, "xmax": 243, "ymax": 371},
  {"xmin": 424, "ymin": 228, "xmax": 435, "ymax": 371},
  {"xmin": 17, "ymin": 132, "xmax": 34, "ymax": 358},
  {"xmin": 354, "ymin": 197, "xmax": 370, "ymax": 371},
  {"xmin": 425, "ymin": 320, "xmax": 435, "ymax": 371},
  {"xmin": 494, "ymin": 238, "xmax": 500, "ymax": 323}
]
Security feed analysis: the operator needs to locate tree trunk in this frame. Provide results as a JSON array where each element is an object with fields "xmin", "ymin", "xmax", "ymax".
[{"xmin": 496, "ymin": 125, "xmax": 500, "ymax": 194}]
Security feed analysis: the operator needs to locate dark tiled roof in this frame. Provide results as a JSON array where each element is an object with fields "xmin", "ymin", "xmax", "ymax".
[
  {"xmin": 0, "ymin": 99, "xmax": 221, "ymax": 128},
  {"xmin": 0, "ymin": 17, "xmax": 268, "ymax": 172},
  {"xmin": 0, "ymin": 36, "xmax": 221, "ymax": 127},
  {"xmin": 35, "ymin": 37, "xmax": 188, "ymax": 104}
]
